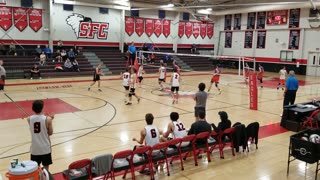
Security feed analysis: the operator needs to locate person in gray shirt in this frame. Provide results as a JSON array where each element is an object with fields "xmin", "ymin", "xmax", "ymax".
[
  {"xmin": 194, "ymin": 82, "xmax": 208, "ymax": 120},
  {"xmin": 0, "ymin": 60, "xmax": 6, "ymax": 91}
]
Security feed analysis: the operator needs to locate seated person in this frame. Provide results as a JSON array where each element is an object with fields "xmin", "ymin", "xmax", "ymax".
[
  {"xmin": 68, "ymin": 48, "xmax": 76, "ymax": 62},
  {"xmin": 211, "ymin": 111, "xmax": 231, "ymax": 133},
  {"xmin": 64, "ymin": 59, "xmax": 73, "ymax": 72},
  {"xmin": 73, "ymin": 44, "xmax": 79, "ymax": 56},
  {"xmin": 39, "ymin": 51, "xmax": 46, "ymax": 65},
  {"xmin": 72, "ymin": 59, "xmax": 80, "ymax": 72},
  {"xmin": 30, "ymin": 64, "xmax": 41, "ymax": 79},
  {"xmin": 35, "ymin": 45, "xmax": 42, "ymax": 59},
  {"xmin": 188, "ymin": 111, "xmax": 211, "ymax": 145},
  {"xmin": 9, "ymin": 42, "xmax": 16, "ymax": 55},
  {"xmin": 149, "ymin": 53, "xmax": 155, "ymax": 64},
  {"xmin": 54, "ymin": 50, "xmax": 62, "ymax": 62},
  {"xmin": 191, "ymin": 44, "xmax": 197, "ymax": 54},
  {"xmin": 43, "ymin": 45, "xmax": 52, "ymax": 59},
  {"xmin": 60, "ymin": 49, "xmax": 67, "ymax": 61},
  {"xmin": 54, "ymin": 63, "xmax": 63, "ymax": 72},
  {"xmin": 162, "ymin": 112, "xmax": 189, "ymax": 147}
]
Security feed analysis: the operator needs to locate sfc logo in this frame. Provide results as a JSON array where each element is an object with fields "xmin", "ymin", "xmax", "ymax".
[{"xmin": 66, "ymin": 13, "xmax": 109, "ymax": 39}]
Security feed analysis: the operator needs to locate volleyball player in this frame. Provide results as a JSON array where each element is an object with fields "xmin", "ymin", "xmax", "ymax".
[
  {"xmin": 257, "ymin": 64, "xmax": 264, "ymax": 88},
  {"xmin": 208, "ymin": 65, "xmax": 221, "ymax": 94},
  {"xmin": 88, "ymin": 63, "xmax": 104, "ymax": 91},
  {"xmin": 171, "ymin": 68, "xmax": 181, "ymax": 104},
  {"xmin": 137, "ymin": 64, "xmax": 145, "ymax": 88},
  {"xmin": 244, "ymin": 63, "xmax": 250, "ymax": 85},
  {"xmin": 127, "ymin": 68, "xmax": 140, "ymax": 105},
  {"xmin": 278, "ymin": 66, "xmax": 287, "ymax": 90},
  {"xmin": 121, "ymin": 68, "xmax": 130, "ymax": 103},
  {"xmin": 158, "ymin": 62, "xmax": 166, "ymax": 91}
]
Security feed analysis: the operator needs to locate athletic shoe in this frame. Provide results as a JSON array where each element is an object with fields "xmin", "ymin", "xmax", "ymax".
[
  {"xmin": 125, "ymin": 102, "xmax": 132, "ymax": 105},
  {"xmin": 98, "ymin": 89, "xmax": 102, "ymax": 92},
  {"xmin": 88, "ymin": 87, "xmax": 90, "ymax": 91},
  {"xmin": 277, "ymin": 87, "xmax": 279, "ymax": 90}
]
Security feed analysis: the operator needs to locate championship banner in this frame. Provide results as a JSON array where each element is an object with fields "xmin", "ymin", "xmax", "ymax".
[
  {"xmin": 125, "ymin": 16, "xmax": 134, "ymax": 36},
  {"xmin": 162, "ymin": 19, "xmax": 170, "ymax": 38},
  {"xmin": 145, "ymin": 18, "xmax": 154, "ymax": 37},
  {"xmin": 0, "ymin": 6, "xmax": 12, "ymax": 31},
  {"xmin": 288, "ymin": 30, "xmax": 300, "ymax": 50},
  {"xmin": 185, "ymin": 21, "xmax": 193, "ymax": 38},
  {"xmin": 135, "ymin": 17, "xmax": 144, "ymax": 37},
  {"xmin": 13, "ymin": 7, "xmax": 28, "ymax": 32},
  {"xmin": 178, "ymin": 21, "xmax": 185, "ymax": 38},
  {"xmin": 154, "ymin": 19, "xmax": 162, "ymax": 37},
  {"xmin": 200, "ymin": 23, "xmax": 207, "ymax": 39},
  {"xmin": 28, "ymin": 8, "xmax": 42, "ymax": 32},
  {"xmin": 249, "ymin": 73, "xmax": 258, "ymax": 110},
  {"xmin": 193, "ymin": 22, "xmax": 200, "ymax": 39},
  {"xmin": 207, "ymin": 23, "xmax": 214, "ymax": 39}
]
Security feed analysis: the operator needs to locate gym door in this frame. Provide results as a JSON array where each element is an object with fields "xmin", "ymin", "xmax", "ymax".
[{"xmin": 307, "ymin": 52, "xmax": 320, "ymax": 76}]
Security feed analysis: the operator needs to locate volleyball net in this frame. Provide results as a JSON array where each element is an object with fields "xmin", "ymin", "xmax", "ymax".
[{"xmin": 137, "ymin": 50, "xmax": 256, "ymax": 77}]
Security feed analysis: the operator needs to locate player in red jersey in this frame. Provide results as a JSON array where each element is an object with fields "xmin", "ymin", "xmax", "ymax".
[
  {"xmin": 208, "ymin": 65, "xmax": 222, "ymax": 94},
  {"xmin": 257, "ymin": 64, "xmax": 264, "ymax": 88}
]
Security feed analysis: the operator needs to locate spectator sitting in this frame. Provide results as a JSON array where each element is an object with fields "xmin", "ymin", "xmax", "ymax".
[
  {"xmin": 211, "ymin": 111, "xmax": 231, "ymax": 133},
  {"xmin": 43, "ymin": 45, "xmax": 52, "ymax": 59},
  {"xmin": 188, "ymin": 111, "xmax": 212, "ymax": 145},
  {"xmin": 57, "ymin": 40, "xmax": 63, "ymax": 50},
  {"xmin": 39, "ymin": 51, "xmax": 46, "ymax": 66},
  {"xmin": 67, "ymin": 48, "xmax": 75, "ymax": 62},
  {"xmin": 35, "ymin": 45, "xmax": 42, "ymax": 60},
  {"xmin": 0, "ymin": 42, "xmax": 7, "ymax": 55},
  {"xmin": 54, "ymin": 63, "xmax": 63, "ymax": 72},
  {"xmin": 60, "ymin": 49, "xmax": 67, "ymax": 61},
  {"xmin": 9, "ymin": 42, "xmax": 16, "ymax": 55},
  {"xmin": 64, "ymin": 59, "xmax": 73, "ymax": 72},
  {"xmin": 147, "ymin": 43, "xmax": 154, "ymax": 52},
  {"xmin": 72, "ymin": 59, "xmax": 80, "ymax": 72},
  {"xmin": 30, "ymin": 64, "xmax": 41, "ymax": 79},
  {"xmin": 54, "ymin": 50, "xmax": 62, "ymax": 62},
  {"xmin": 150, "ymin": 53, "xmax": 155, "ymax": 64},
  {"xmin": 191, "ymin": 44, "xmax": 197, "ymax": 54},
  {"xmin": 142, "ymin": 43, "xmax": 149, "ymax": 60},
  {"xmin": 73, "ymin": 44, "xmax": 79, "ymax": 56}
]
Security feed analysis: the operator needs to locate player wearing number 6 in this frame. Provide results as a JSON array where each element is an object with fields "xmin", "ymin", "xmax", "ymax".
[
  {"xmin": 171, "ymin": 68, "xmax": 181, "ymax": 104},
  {"xmin": 27, "ymin": 100, "xmax": 54, "ymax": 170}
]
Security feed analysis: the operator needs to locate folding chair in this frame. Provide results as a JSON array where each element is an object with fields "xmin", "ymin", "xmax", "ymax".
[
  {"xmin": 220, "ymin": 127, "xmax": 236, "ymax": 159},
  {"xmin": 128, "ymin": 146, "xmax": 153, "ymax": 180},
  {"xmin": 191, "ymin": 132, "xmax": 211, "ymax": 166},
  {"xmin": 151, "ymin": 142, "xmax": 170, "ymax": 176},
  {"xmin": 209, "ymin": 131, "xmax": 222, "ymax": 157},
  {"xmin": 64, "ymin": 159, "xmax": 92, "ymax": 180},
  {"xmin": 246, "ymin": 122, "xmax": 260, "ymax": 151},
  {"xmin": 104, "ymin": 150, "xmax": 134, "ymax": 180},
  {"xmin": 166, "ymin": 138, "xmax": 184, "ymax": 171},
  {"xmin": 181, "ymin": 135, "xmax": 196, "ymax": 163},
  {"xmin": 301, "ymin": 109, "xmax": 320, "ymax": 129}
]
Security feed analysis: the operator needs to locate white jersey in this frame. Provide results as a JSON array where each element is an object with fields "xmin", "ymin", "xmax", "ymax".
[
  {"xmin": 122, "ymin": 72, "xmax": 130, "ymax": 86},
  {"xmin": 159, "ymin": 67, "xmax": 166, "ymax": 79},
  {"xmin": 130, "ymin": 74, "xmax": 136, "ymax": 88},
  {"xmin": 29, "ymin": 115, "xmax": 51, "ymax": 155},
  {"xmin": 172, "ymin": 120, "xmax": 189, "ymax": 147},
  {"xmin": 280, "ymin": 69, "xmax": 287, "ymax": 79},
  {"xmin": 171, "ymin": 72, "xmax": 180, "ymax": 87},
  {"xmin": 138, "ymin": 67, "xmax": 143, "ymax": 77},
  {"xmin": 144, "ymin": 125, "xmax": 160, "ymax": 146}
]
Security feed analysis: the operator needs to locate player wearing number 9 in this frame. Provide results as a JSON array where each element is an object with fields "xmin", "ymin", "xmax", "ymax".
[
  {"xmin": 27, "ymin": 100, "xmax": 54, "ymax": 170},
  {"xmin": 132, "ymin": 113, "xmax": 161, "ymax": 147}
]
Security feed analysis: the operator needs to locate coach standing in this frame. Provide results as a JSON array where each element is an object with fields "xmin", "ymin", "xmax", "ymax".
[
  {"xmin": 128, "ymin": 42, "xmax": 136, "ymax": 66},
  {"xmin": 0, "ymin": 60, "xmax": 6, "ymax": 91},
  {"xmin": 283, "ymin": 70, "xmax": 299, "ymax": 106}
]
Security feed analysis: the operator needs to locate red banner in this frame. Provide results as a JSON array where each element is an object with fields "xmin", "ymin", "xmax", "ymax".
[
  {"xmin": 13, "ymin": 7, "xmax": 28, "ymax": 32},
  {"xmin": 178, "ymin": 21, "xmax": 185, "ymax": 38},
  {"xmin": 193, "ymin": 22, "xmax": 200, "ymax": 39},
  {"xmin": 0, "ymin": 6, "xmax": 12, "ymax": 31},
  {"xmin": 185, "ymin": 22, "xmax": 193, "ymax": 38},
  {"xmin": 207, "ymin": 23, "xmax": 214, "ymax": 39},
  {"xmin": 28, "ymin": 8, "xmax": 42, "ymax": 32},
  {"xmin": 135, "ymin": 17, "xmax": 144, "ymax": 37},
  {"xmin": 145, "ymin": 18, "xmax": 153, "ymax": 37},
  {"xmin": 125, "ymin": 16, "xmax": 134, "ymax": 36},
  {"xmin": 154, "ymin": 19, "xmax": 162, "ymax": 37},
  {"xmin": 162, "ymin": 19, "xmax": 170, "ymax": 38},
  {"xmin": 200, "ymin": 23, "xmax": 207, "ymax": 39},
  {"xmin": 249, "ymin": 73, "xmax": 258, "ymax": 110}
]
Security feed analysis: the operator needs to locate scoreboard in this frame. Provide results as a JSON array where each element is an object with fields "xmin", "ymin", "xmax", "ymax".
[{"xmin": 267, "ymin": 10, "xmax": 288, "ymax": 25}]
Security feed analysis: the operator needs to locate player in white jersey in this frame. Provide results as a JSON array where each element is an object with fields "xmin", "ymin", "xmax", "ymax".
[
  {"xmin": 127, "ymin": 68, "xmax": 140, "ymax": 105},
  {"xmin": 170, "ymin": 68, "xmax": 181, "ymax": 104},
  {"xmin": 137, "ymin": 64, "xmax": 145, "ymax": 88},
  {"xmin": 158, "ymin": 62, "xmax": 166, "ymax": 90},
  {"xmin": 162, "ymin": 112, "xmax": 189, "ymax": 147},
  {"xmin": 121, "ymin": 68, "xmax": 130, "ymax": 103},
  {"xmin": 27, "ymin": 100, "xmax": 54, "ymax": 170},
  {"xmin": 278, "ymin": 66, "xmax": 287, "ymax": 90}
]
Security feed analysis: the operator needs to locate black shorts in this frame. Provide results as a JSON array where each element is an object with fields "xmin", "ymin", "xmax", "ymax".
[
  {"xmin": 138, "ymin": 76, "xmax": 143, "ymax": 82},
  {"xmin": 129, "ymin": 88, "xmax": 135, "ymax": 96},
  {"xmin": 93, "ymin": 75, "xmax": 100, "ymax": 81},
  {"xmin": 31, "ymin": 153, "xmax": 52, "ymax": 166},
  {"xmin": 158, "ymin": 78, "xmax": 165, "ymax": 82},
  {"xmin": 171, "ymin": 86, "xmax": 179, "ymax": 92},
  {"xmin": 194, "ymin": 107, "xmax": 206, "ymax": 117},
  {"xmin": 124, "ymin": 86, "xmax": 129, "ymax": 90}
]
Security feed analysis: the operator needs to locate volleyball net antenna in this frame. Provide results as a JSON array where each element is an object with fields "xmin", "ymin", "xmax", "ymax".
[{"xmin": 137, "ymin": 50, "xmax": 256, "ymax": 77}]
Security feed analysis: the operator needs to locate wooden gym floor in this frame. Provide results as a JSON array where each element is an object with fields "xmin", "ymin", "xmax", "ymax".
[{"xmin": 1, "ymin": 69, "xmax": 320, "ymax": 180}]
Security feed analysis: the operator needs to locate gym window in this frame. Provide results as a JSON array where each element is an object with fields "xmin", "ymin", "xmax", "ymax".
[{"xmin": 280, "ymin": 50, "xmax": 293, "ymax": 62}]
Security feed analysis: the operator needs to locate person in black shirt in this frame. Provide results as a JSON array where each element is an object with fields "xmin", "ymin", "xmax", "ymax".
[
  {"xmin": 188, "ymin": 111, "xmax": 211, "ymax": 144},
  {"xmin": 30, "ymin": 64, "xmax": 41, "ymax": 79},
  {"xmin": 211, "ymin": 111, "xmax": 231, "ymax": 133}
]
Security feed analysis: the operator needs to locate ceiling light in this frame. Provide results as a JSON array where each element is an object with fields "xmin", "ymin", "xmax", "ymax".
[
  {"xmin": 206, "ymin": 8, "xmax": 212, "ymax": 11},
  {"xmin": 167, "ymin": 3, "xmax": 174, "ymax": 7}
]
